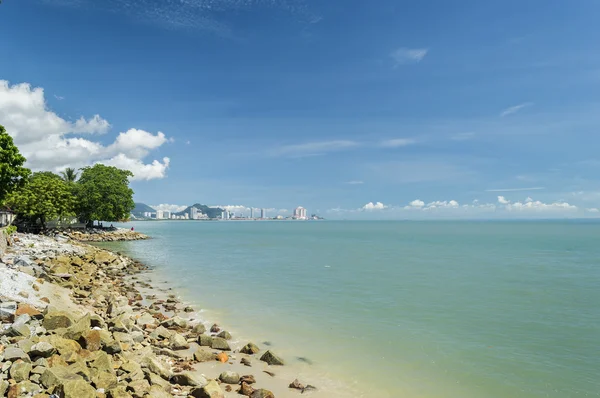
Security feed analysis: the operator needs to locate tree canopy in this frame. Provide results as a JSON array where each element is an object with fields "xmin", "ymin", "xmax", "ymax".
[
  {"xmin": 75, "ymin": 164, "xmax": 135, "ymax": 223},
  {"xmin": 0, "ymin": 125, "xmax": 31, "ymax": 205},
  {"xmin": 5, "ymin": 172, "xmax": 75, "ymax": 228},
  {"xmin": 60, "ymin": 167, "xmax": 79, "ymax": 183}
]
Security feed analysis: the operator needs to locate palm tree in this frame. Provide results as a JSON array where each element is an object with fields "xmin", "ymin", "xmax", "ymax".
[{"xmin": 60, "ymin": 167, "xmax": 78, "ymax": 183}]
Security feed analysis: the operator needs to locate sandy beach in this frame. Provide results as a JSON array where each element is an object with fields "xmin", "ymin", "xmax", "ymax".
[{"xmin": 0, "ymin": 229, "xmax": 330, "ymax": 398}]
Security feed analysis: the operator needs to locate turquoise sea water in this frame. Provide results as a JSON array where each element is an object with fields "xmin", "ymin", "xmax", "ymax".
[{"xmin": 105, "ymin": 220, "xmax": 600, "ymax": 397}]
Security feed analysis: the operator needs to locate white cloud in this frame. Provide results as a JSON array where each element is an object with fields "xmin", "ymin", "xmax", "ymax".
[
  {"xmin": 362, "ymin": 202, "xmax": 388, "ymax": 211},
  {"xmin": 151, "ymin": 204, "xmax": 188, "ymax": 213},
  {"xmin": 486, "ymin": 187, "xmax": 545, "ymax": 192},
  {"xmin": 380, "ymin": 138, "xmax": 416, "ymax": 148},
  {"xmin": 586, "ymin": 208, "xmax": 599, "ymax": 213},
  {"xmin": 271, "ymin": 140, "xmax": 360, "ymax": 157},
  {"xmin": 0, "ymin": 80, "xmax": 171, "ymax": 180},
  {"xmin": 500, "ymin": 102, "xmax": 534, "ymax": 117},
  {"xmin": 390, "ymin": 48, "xmax": 428, "ymax": 67},
  {"xmin": 54, "ymin": 94, "xmax": 65, "ymax": 100},
  {"xmin": 345, "ymin": 180, "xmax": 364, "ymax": 185},
  {"xmin": 404, "ymin": 199, "xmax": 425, "ymax": 209},
  {"xmin": 497, "ymin": 196, "xmax": 510, "ymax": 205},
  {"xmin": 497, "ymin": 196, "xmax": 578, "ymax": 212}
]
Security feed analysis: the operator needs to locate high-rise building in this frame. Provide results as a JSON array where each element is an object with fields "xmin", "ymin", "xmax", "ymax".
[
  {"xmin": 250, "ymin": 208, "xmax": 254, "ymax": 219},
  {"xmin": 294, "ymin": 206, "xmax": 307, "ymax": 219},
  {"xmin": 260, "ymin": 208, "xmax": 266, "ymax": 219},
  {"xmin": 190, "ymin": 207, "xmax": 198, "ymax": 220},
  {"xmin": 163, "ymin": 211, "xmax": 171, "ymax": 219}
]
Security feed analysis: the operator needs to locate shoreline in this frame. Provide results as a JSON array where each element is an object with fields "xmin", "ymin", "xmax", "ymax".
[{"xmin": 0, "ymin": 229, "xmax": 326, "ymax": 397}]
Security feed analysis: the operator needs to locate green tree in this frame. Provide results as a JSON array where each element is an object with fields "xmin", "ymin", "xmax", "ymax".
[
  {"xmin": 60, "ymin": 167, "xmax": 79, "ymax": 183},
  {"xmin": 0, "ymin": 125, "xmax": 30, "ymax": 205},
  {"xmin": 5, "ymin": 172, "xmax": 75, "ymax": 228},
  {"xmin": 75, "ymin": 164, "xmax": 135, "ymax": 225}
]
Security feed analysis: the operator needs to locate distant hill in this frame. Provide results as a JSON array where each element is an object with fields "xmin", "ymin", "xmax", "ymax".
[
  {"xmin": 131, "ymin": 203, "xmax": 156, "ymax": 218},
  {"xmin": 176, "ymin": 203, "xmax": 223, "ymax": 219}
]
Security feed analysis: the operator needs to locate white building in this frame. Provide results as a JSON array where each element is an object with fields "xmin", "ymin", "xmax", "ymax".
[
  {"xmin": 163, "ymin": 211, "xmax": 171, "ymax": 219},
  {"xmin": 250, "ymin": 208, "xmax": 254, "ymax": 219},
  {"xmin": 190, "ymin": 207, "xmax": 198, "ymax": 220},
  {"xmin": 261, "ymin": 208, "xmax": 266, "ymax": 219},
  {"xmin": 294, "ymin": 206, "xmax": 307, "ymax": 219}
]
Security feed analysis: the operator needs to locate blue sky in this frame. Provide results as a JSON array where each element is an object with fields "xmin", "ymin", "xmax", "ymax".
[{"xmin": 2, "ymin": 0, "xmax": 600, "ymax": 218}]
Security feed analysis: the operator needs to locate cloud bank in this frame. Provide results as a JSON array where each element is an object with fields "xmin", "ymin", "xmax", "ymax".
[{"xmin": 0, "ymin": 80, "xmax": 170, "ymax": 180}]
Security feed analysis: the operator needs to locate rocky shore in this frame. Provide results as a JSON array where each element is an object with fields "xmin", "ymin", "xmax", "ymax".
[
  {"xmin": 0, "ymin": 231, "xmax": 314, "ymax": 398},
  {"xmin": 63, "ymin": 229, "xmax": 149, "ymax": 242}
]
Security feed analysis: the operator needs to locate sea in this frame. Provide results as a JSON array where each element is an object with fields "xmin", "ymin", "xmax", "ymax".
[{"xmin": 102, "ymin": 220, "xmax": 600, "ymax": 398}]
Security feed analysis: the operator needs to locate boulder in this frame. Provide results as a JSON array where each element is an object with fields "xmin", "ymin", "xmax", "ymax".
[
  {"xmin": 0, "ymin": 301, "xmax": 17, "ymax": 322},
  {"xmin": 161, "ymin": 316, "xmax": 187, "ymax": 329},
  {"xmin": 146, "ymin": 372, "xmax": 172, "ymax": 391},
  {"xmin": 89, "ymin": 350, "xmax": 114, "ymax": 374},
  {"xmin": 216, "ymin": 330, "xmax": 231, "ymax": 340},
  {"xmin": 150, "ymin": 326, "xmax": 173, "ymax": 340},
  {"xmin": 219, "ymin": 371, "xmax": 240, "ymax": 384},
  {"xmin": 148, "ymin": 385, "xmax": 174, "ymax": 398},
  {"xmin": 9, "ymin": 381, "xmax": 43, "ymax": 397},
  {"xmin": 94, "ymin": 251, "xmax": 115, "ymax": 265},
  {"xmin": 0, "ymin": 381, "xmax": 8, "ymax": 397},
  {"xmin": 171, "ymin": 372, "xmax": 208, "ymax": 387},
  {"xmin": 140, "ymin": 354, "xmax": 172, "ymax": 380},
  {"xmin": 190, "ymin": 380, "xmax": 224, "ymax": 398},
  {"xmin": 250, "ymin": 389, "xmax": 275, "ymax": 398},
  {"xmin": 10, "ymin": 359, "xmax": 32, "ymax": 383},
  {"xmin": 62, "ymin": 313, "xmax": 91, "ymax": 340},
  {"xmin": 15, "ymin": 303, "xmax": 43, "ymax": 320},
  {"xmin": 29, "ymin": 342, "xmax": 56, "ymax": 358},
  {"xmin": 169, "ymin": 333, "xmax": 189, "ymax": 350},
  {"xmin": 240, "ymin": 342, "xmax": 260, "ymax": 355},
  {"xmin": 3, "ymin": 346, "xmax": 29, "ymax": 361},
  {"xmin": 92, "ymin": 371, "xmax": 119, "ymax": 390},
  {"xmin": 108, "ymin": 386, "xmax": 133, "ymax": 398},
  {"xmin": 40, "ymin": 366, "xmax": 83, "ymax": 389},
  {"xmin": 41, "ymin": 335, "xmax": 81, "ymax": 357},
  {"xmin": 43, "ymin": 308, "xmax": 75, "ymax": 330},
  {"xmin": 57, "ymin": 379, "xmax": 97, "ymax": 398},
  {"xmin": 198, "ymin": 334, "xmax": 213, "ymax": 347},
  {"xmin": 127, "ymin": 378, "xmax": 151, "ymax": 396},
  {"xmin": 260, "ymin": 350, "xmax": 284, "ymax": 366},
  {"xmin": 193, "ymin": 348, "xmax": 216, "ymax": 363},
  {"xmin": 9, "ymin": 314, "xmax": 32, "ymax": 337},
  {"xmin": 81, "ymin": 329, "xmax": 101, "ymax": 351},
  {"xmin": 192, "ymin": 323, "xmax": 206, "ymax": 334},
  {"xmin": 210, "ymin": 337, "xmax": 230, "ymax": 351}
]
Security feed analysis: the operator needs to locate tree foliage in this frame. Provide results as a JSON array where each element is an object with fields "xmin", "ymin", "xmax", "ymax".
[
  {"xmin": 0, "ymin": 125, "xmax": 31, "ymax": 204},
  {"xmin": 75, "ymin": 164, "xmax": 135, "ymax": 223},
  {"xmin": 60, "ymin": 167, "xmax": 79, "ymax": 183},
  {"xmin": 5, "ymin": 172, "xmax": 75, "ymax": 228}
]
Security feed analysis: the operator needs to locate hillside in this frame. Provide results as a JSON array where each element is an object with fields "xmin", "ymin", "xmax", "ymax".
[
  {"xmin": 131, "ymin": 202, "xmax": 156, "ymax": 218},
  {"xmin": 176, "ymin": 203, "xmax": 223, "ymax": 219}
]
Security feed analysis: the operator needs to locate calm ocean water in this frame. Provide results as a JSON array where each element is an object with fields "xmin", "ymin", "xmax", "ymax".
[{"xmin": 104, "ymin": 220, "xmax": 600, "ymax": 397}]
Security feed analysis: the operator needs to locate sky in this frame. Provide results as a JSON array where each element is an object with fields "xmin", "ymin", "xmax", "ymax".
[{"xmin": 1, "ymin": 0, "xmax": 600, "ymax": 219}]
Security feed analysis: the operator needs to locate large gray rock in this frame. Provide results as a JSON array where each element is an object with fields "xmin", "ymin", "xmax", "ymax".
[
  {"xmin": 171, "ymin": 372, "xmax": 208, "ymax": 387},
  {"xmin": 219, "ymin": 371, "xmax": 240, "ymax": 384},
  {"xmin": 3, "ymin": 346, "xmax": 29, "ymax": 361},
  {"xmin": 198, "ymin": 334, "xmax": 213, "ymax": 347},
  {"xmin": 210, "ymin": 337, "xmax": 230, "ymax": 351},
  {"xmin": 193, "ymin": 348, "xmax": 216, "ymax": 362},
  {"xmin": 29, "ymin": 341, "xmax": 56, "ymax": 358},
  {"xmin": 190, "ymin": 379, "xmax": 224, "ymax": 398},
  {"xmin": 43, "ymin": 307, "xmax": 75, "ymax": 330},
  {"xmin": 10, "ymin": 359, "xmax": 32, "ymax": 383},
  {"xmin": 260, "ymin": 350, "xmax": 284, "ymax": 366},
  {"xmin": 250, "ymin": 389, "xmax": 275, "ymax": 398},
  {"xmin": 216, "ymin": 330, "xmax": 231, "ymax": 340},
  {"xmin": 161, "ymin": 316, "xmax": 187, "ymax": 329},
  {"xmin": 9, "ymin": 314, "xmax": 32, "ymax": 337},
  {"xmin": 169, "ymin": 332, "xmax": 189, "ymax": 350}
]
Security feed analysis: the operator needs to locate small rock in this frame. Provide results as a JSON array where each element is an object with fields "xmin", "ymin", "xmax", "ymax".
[
  {"xmin": 198, "ymin": 334, "xmax": 213, "ymax": 347},
  {"xmin": 238, "ymin": 382, "xmax": 254, "ymax": 396},
  {"xmin": 192, "ymin": 323, "xmax": 206, "ymax": 334},
  {"xmin": 240, "ymin": 342, "xmax": 260, "ymax": 355},
  {"xmin": 193, "ymin": 348, "xmax": 216, "ymax": 363},
  {"xmin": 169, "ymin": 333, "xmax": 190, "ymax": 350},
  {"xmin": 289, "ymin": 379, "xmax": 305, "ymax": 390},
  {"xmin": 216, "ymin": 330, "xmax": 231, "ymax": 340},
  {"xmin": 240, "ymin": 375, "xmax": 256, "ymax": 384},
  {"xmin": 184, "ymin": 306, "xmax": 194, "ymax": 312},
  {"xmin": 210, "ymin": 324, "xmax": 220, "ymax": 333},
  {"xmin": 240, "ymin": 358, "xmax": 252, "ymax": 367},
  {"xmin": 216, "ymin": 352, "xmax": 228, "ymax": 363},
  {"xmin": 3, "ymin": 346, "xmax": 29, "ymax": 361},
  {"xmin": 260, "ymin": 350, "xmax": 284, "ymax": 366},
  {"xmin": 0, "ymin": 301, "xmax": 17, "ymax": 322},
  {"xmin": 250, "ymin": 389, "xmax": 275, "ymax": 398},
  {"xmin": 210, "ymin": 337, "xmax": 230, "ymax": 351},
  {"xmin": 29, "ymin": 342, "xmax": 56, "ymax": 358},
  {"xmin": 10, "ymin": 359, "xmax": 32, "ymax": 383},
  {"xmin": 190, "ymin": 379, "xmax": 224, "ymax": 398},
  {"xmin": 15, "ymin": 304, "xmax": 43, "ymax": 320},
  {"xmin": 171, "ymin": 372, "xmax": 208, "ymax": 387},
  {"xmin": 219, "ymin": 371, "xmax": 240, "ymax": 384},
  {"xmin": 9, "ymin": 313, "xmax": 32, "ymax": 337}
]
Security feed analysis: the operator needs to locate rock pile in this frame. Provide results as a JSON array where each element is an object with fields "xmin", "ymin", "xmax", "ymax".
[
  {"xmin": 0, "ymin": 233, "xmax": 303, "ymax": 398},
  {"xmin": 64, "ymin": 229, "xmax": 149, "ymax": 242}
]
